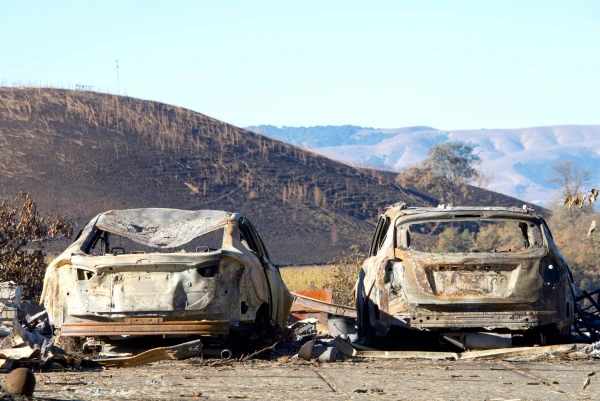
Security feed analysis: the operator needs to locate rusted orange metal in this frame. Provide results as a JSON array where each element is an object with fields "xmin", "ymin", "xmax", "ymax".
[
  {"xmin": 289, "ymin": 289, "xmax": 334, "ymax": 325},
  {"xmin": 294, "ymin": 289, "xmax": 333, "ymax": 302},
  {"xmin": 290, "ymin": 289, "xmax": 333, "ymax": 313},
  {"xmin": 60, "ymin": 320, "xmax": 229, "ymax": 336}
]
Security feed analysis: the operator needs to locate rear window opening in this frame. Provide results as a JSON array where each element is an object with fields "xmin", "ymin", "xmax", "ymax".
[
  {"xmin": 83, "ymin": 227, "xmax": 225, "ymax": 255},
  {"xmin": 397, "ymin": 219, "xmax": 542, "ymax": 254}
]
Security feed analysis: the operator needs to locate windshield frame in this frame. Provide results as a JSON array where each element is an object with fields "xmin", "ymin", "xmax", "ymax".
[{"xmin": 395, "ymin": 215, "xmax": 545, "ymax": 255}]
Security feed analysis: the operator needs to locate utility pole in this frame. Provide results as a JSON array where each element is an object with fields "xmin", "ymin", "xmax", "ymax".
[
  {"xmin": 116, "ymin": 60, "xmax": 120, "ymax": 95},
  {"xmin": 116, "ymin": 60, "xmax": 121, "ymax": 130}
]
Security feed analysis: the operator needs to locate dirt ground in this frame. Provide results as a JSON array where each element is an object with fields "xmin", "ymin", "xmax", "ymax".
[{"xmin": 22, "ymin": 354, "xmax": 600, "ymax": 401}]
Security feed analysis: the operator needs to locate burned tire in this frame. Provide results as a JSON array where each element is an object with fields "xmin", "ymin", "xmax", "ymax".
[
  {"xmin": 538, "ymin": 325, "xmax": 558, "ymax": 346},
  {"xmin": 356, "ymin": 280, "xmax": 376, "ymax": 346},
  {"xmin": 229, "ymin": 304, "xmax": 276, "ymax": 353},
  {"xmin": 529, "ymin": 324, "xmax": 558, "ymax": 346},
  {"xmin": 357, "ymin": 300, "xmax": 374, "ymax": 346}
]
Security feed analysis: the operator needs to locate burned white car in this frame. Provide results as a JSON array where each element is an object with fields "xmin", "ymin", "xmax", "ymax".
[
  {"xmin": 356, "ymin": 204, "xmax": 574, "ymax": 348},
  {"xmin": 41, "ymin": 209, "xmax": 293, "ymax": 340}
]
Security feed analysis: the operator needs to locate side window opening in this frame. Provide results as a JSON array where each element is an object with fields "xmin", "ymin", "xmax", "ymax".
[
  {"xmin": 369, "ymin": 218, "xmax": 384, "ymax": 257},
  {"xmin": 370, "ymin": 217, "xmax": 390, "ymax": 257},
  {"xmin": 378, "ymin": 217, "xmax": 391, "ymax": 250},
  {"xmin": 246, "ymin": 220, "xmax": 270, "ymax": 260},
  {"xmin": 239, "ymin": 220, "xmax": 261, "ymax": 256}
]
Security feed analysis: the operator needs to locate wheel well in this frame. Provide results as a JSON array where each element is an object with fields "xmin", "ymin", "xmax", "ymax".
[{"xmin": 255, "ymin": 303, "xmax": 270, "ymax": 324}]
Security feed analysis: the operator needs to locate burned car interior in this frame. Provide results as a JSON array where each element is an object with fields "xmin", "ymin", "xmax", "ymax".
[
  {"xmin": 82, "ymin": 228, "xmax": 226, "ymax": 256},
  {"xmin": 399, "ymin": 219, "xmax": 538, "ymax": 253}
]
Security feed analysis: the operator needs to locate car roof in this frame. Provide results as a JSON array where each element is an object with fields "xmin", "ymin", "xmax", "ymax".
[
  {"xmin": 94, "ymin": 208, "xmax": 235, "ymax": 248},
  {"xmin": 384, "ymin": 204, "xmax": 542, "ymax": 223}
]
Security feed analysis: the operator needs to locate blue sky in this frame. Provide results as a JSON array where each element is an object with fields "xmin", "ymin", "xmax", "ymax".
[{"xmin": 2, "ymin": 1, "xmax": 599, "ymax": 129}]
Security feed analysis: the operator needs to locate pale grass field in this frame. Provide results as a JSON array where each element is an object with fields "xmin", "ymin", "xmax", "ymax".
[{"xmin": 279, "ymin": 265, "xmax": 333, "ymax": 292}]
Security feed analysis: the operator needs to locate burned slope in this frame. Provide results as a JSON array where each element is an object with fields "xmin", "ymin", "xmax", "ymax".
[
  {"xmin": 0, "ymin": 88, "xmax": 435, "ymax": 264},
  {"xmin": 376, "ymin": 169, "xmax": 547, "ymax": 216}
]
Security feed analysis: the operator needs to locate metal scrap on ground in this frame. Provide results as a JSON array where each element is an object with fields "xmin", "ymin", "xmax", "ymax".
[
  {"xmin": 291, "ymin": 292, "xmax": 357, "ymax": 318},
  {"xmin": 574, "ymin": 287, "xmax": 600, "ymax": 341},
  {"xmin": 91, "ymin": 339, "xmax": 203, "ymax": 368}
]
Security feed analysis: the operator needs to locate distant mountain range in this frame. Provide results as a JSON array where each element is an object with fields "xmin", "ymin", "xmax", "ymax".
[{"xmin": 247, "ymin": 125, "xmax": 600, "ymax": 205}]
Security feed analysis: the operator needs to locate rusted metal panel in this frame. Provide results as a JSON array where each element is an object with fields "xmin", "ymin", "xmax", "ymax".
[
  {"xmin": 290, "ymin": 289, "xmax": 333, "ymax": 313},
  {"xmin": 289, "ymin": 289, "xmax": 344, "ymax": 327},
  {"xmin": 292, "ymin": 293, "xmax": 357, "ymax": 318},
  {"xmin": 288, "ymin": 311, "xmax": 328, "ymax": 326},
  {"xmin": 60, "ymin": 320, "xmax": 230, "ymax": 336},
  {"xmin": 295, "ymin": 289, "xmax": 333, "ymax": 303},
  {"xmin": 397, "ymin": 310, "xmax": 556, "ymax": 330}
]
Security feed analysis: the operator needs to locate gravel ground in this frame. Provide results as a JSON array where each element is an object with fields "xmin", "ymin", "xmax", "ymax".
[{"xmin": 19, "ymin": 353, "xmax": 600, "ymax": 401}]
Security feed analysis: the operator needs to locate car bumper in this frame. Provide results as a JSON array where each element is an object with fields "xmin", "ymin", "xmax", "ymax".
[
  {"xmin": 60, "ymin": 318, "xmax": 230, "ymax": 337},
  {"xmin": 391, "ymin": 310, "xmax": 559, "ymax": 331}
]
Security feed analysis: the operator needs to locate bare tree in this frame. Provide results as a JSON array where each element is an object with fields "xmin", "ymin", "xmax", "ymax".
[
  {"xmin": 548, "ymin": 160, "xmax": 591, "ymax": 199},
  {"xmin": 396, "ymin": 141, "xmax": 483, "ymax": 203},
  {"xmin": 0, "ymin": 193, "xmax": 72, "ymax": 298}
]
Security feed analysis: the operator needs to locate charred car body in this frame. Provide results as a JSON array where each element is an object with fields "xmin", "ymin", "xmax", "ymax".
[
  {"xmin": 356, "ymin": 204, "xmax": 574, "ymax": 348},
  {"xmin": 41, "ymin": 209, "xmax": 293, "ymax": 341}
]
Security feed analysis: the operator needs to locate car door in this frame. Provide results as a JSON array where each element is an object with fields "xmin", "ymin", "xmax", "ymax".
[{"xmin": 238, "ymin": 218, "xmax": 291, "ymax": 327}]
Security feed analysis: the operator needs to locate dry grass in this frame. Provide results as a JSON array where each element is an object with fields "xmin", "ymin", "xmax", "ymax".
[
  {"xmin": 0, "ymin": 87, "xmax": 422, "ymax": 220},
  {"xmin": 280, "ymin": 244, "xmax": 364, "ymax": 307},
  {"xmin": 0, "ymin": 87, "xmax": 442, "ymax": 264},
  {"xmin": 279, "ymin": 265, "xmax": 333, "ymax": 292},
  {"xmin": 328, "ymin": 244, "xmax": 364, "ymax": 305}
]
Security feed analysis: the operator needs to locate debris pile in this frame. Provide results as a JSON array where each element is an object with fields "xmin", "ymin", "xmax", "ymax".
[
  {"xmin": 288, "ymin": 291, "xmax": 600, "ymax": 363},
  {"xmin": 574, "ymin": 288, "xmax": 600, "ymax": 341},
  {"xmin": 0, "ymin": 282, "xmax": 72, "ymax": 371},
  {"xmin": 1, "ymin": 278, "xmax": 600, "ymax": 376},
  {"xmin": 0, "ymin": 282, "xmax": 69, "ymax": 396},
  {"xmin": 582, "ymin": 341, "xmax": 600, "ymax": 358}
]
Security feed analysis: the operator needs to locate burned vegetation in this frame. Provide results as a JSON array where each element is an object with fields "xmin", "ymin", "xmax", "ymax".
[
  {"xmin": 0, "ymin": 192, "xmax": 72, "ymax": 299},
  {"xmin": 0, "ymin": 87, "xmax": 440, "ymax": 265}
]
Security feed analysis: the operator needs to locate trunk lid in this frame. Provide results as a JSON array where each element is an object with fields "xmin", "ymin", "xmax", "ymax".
[
  {"xmin": 397, "ymin": 247, "xmax": 546, "ymax": 304},
  {"xmin": 67, "ymin": 252, "xmax": 223, "ymax": 316}
]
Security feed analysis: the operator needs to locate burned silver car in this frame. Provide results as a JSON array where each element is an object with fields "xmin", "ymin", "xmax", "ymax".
[
  {"xmin": 356, "ymin": 204, "xmax": 574, "ymax": 348},
  {"xmin": 41, "ymin": 209, "xmax": 293, "ymax": 340}
]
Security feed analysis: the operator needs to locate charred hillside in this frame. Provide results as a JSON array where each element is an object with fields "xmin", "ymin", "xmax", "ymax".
[
  {"xmin": 0, "ymin": 88, "xmax": 433, "ymax": 264},
  {"xmin": 0, "ymin": 88, "xmax": 536, "ymax": 264}
]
